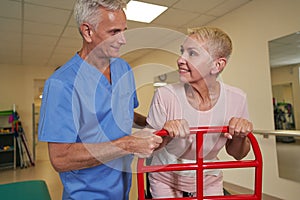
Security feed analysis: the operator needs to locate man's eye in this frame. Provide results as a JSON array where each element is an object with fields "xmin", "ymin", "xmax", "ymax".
[{"xmin": 111, "ymin": 30, "xmax": 121, "ymax": 35}]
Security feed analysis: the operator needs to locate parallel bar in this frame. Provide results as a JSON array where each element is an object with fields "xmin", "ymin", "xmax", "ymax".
[
  {"xmin": 203, "ymin": 160, "xmax": 259, "ymax": 169},
  {"xmin": 196, "ymin": 127, "xmax": 204, "ymax": 198},
  {"xmin": 137, "ymin": 126, "xmax": 263, "ymax": 200},
  {"xmin": 203, "ymin": 194, "xmax": 259, "ymax": 200},
  {"xmin": 138, "ymin": 163, "xmax": 199, "ymax": 173},
  {"xmin": 248, "ymin": 133, "xmax": 263, "ymax": 200}
]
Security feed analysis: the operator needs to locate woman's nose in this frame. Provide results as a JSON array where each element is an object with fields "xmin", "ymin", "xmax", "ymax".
[{"xmin": 177, "ymin": 56, "xmax": 186, "ymax": 65}]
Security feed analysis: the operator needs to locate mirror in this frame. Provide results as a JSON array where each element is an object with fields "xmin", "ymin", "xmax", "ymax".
[{"xmin": 269, "ymin": 31, "xmax": 300, "ymax": 183}]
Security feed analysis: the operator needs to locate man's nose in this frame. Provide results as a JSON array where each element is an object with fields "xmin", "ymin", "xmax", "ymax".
[{"xmin": 118, "ymin": 32, "xmax": 126, "ymax": 45}]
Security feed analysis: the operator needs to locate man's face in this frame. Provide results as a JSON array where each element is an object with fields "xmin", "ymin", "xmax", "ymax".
[{"xmin": 90, "ymin": 7, "xmax": 127, "ymax": 59}]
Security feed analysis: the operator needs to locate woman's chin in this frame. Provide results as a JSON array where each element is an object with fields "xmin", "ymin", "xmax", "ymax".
[{"xmin": 179, "ymin": 75, "xmax": 190, "ymax": 83}]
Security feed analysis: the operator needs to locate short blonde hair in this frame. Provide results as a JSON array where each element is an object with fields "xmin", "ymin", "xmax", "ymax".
[{"xmin": 187, "ymin": 27, "xmax": 232, "ymax": 60}]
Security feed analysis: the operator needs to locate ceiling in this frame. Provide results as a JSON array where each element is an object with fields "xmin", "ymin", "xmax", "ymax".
[
  {"xmin": 2, "ymin": 0, "xmax": 298, "ymax": 69},
  {"xmin": 268, "ymin": 31, "xmax": 300, "ymax": 68}
]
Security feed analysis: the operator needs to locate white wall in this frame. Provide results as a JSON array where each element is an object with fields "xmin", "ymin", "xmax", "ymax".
[
  {"xmin": 130, "ymin": 0, "xmax": 300, "ymax": 199},
  {"xmin": 209, "ymin": 0, "xmax": 300, "ymax": 199},
  {"xmin": 0, "ymin": 64, "xmax": 55, "ymax": 154},
  {"xmin": 131, "ymin": 50, "xmax": 179, "ymax": 115}
]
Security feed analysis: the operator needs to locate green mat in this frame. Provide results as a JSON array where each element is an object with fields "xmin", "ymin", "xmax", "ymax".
[{"xmin": 0, "ymin": 180, "xmax": 51, "ymax": 200}]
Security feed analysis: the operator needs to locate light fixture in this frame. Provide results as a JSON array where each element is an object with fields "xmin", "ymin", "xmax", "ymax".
[{"xmin": 125, "ymin": 0, "xmax": 168, "ymax": 23}]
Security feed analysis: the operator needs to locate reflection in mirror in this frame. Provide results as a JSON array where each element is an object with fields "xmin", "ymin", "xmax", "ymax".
[
  {"xmin": 269, "ymin": 31, "xmax": 300, "ymax": 183},
  {"xmin": 272, "ymin": 83, "xmax": 295, "ymax": 130}
]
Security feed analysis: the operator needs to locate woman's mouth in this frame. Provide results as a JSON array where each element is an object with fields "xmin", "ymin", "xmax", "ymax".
[{"xmin": 178, "ymin": 68, "xmax": 191, "ymax": 73}]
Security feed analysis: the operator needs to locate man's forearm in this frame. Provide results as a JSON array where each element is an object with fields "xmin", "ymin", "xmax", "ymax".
[{"xmin": 48, "ymin": 137, "xmax": 133, "ymax": 172}]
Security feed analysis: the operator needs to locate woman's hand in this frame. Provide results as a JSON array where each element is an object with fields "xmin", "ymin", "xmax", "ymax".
[
  {"xmin": 223, "ymin": 117, "xmax": 253, "ymax": 139},
  {"xmin": 163, "ymin": 119, "xmax": 190, "ymax": 138},
  {"xmin": 225, "ymin": 117, "xmax": 252, "ymax": 160}
]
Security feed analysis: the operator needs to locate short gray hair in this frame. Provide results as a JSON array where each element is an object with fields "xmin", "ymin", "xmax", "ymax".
[{"xmin": 74, "ymin": 0, "xmax": 127, "ymax": 30}]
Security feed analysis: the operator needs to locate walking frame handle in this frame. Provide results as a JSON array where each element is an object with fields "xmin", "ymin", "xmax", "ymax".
[
  {"xmin": 154, "ymin": 126, "xmax": 230, "ymax": 137},
  {"xmin": 137, "ymin": 126, "xmax": 263, "ymax": 200}
]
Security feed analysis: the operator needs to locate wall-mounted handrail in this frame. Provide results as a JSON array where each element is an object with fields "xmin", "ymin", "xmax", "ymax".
[{"xmin": 253, "ymin": 130, "xmax": 300, "ymax": 138}]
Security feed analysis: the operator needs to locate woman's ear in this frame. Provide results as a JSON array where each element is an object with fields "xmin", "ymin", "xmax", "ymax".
[
  {"xmin": 211, "ymin": 58, "xmax": 227, "ymax": 75},
  {"xmin": 79, "ymin": 23, "xmax": 93, "ymax": 43}
]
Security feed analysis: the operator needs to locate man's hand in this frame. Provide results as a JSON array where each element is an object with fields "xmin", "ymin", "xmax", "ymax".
[{"xmin": 130, "ymin": 128, "xmax": 163, "ymax": 158}]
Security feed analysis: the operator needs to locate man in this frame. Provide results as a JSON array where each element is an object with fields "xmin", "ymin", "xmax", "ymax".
[{"xmin": 38, "ymin": 0, "xmax": 162, "ymax": 199}]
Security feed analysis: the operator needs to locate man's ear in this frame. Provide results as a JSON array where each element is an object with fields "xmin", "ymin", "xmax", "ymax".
[
  {"xmin": 211, "ymin": 58, "xmax": 227, "ymax": 75},
  {"xmin": 79, "ymin": 23, "xmax": 93, "ymax": 43}
]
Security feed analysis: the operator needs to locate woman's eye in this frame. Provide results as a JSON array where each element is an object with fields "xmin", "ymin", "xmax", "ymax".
[
  {"xmin": 188, "ymin": 50, "xmax": 197, "ymax": 56},
  {"xmin": 180, "ymin": 48, "xmax": 198, "ymax": 57}
]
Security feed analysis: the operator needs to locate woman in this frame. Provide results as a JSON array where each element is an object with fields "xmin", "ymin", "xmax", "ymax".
[{"xmin": 147, "ymin": 26, "xmax": 253, "ymax": 197}]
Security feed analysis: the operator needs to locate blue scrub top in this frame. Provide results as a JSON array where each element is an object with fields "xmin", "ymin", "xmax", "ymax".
[{"xmin": 38, "ymin": 54, "xmax": 139, "ymax": 200}]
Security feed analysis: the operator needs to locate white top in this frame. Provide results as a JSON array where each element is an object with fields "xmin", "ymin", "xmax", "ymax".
[{"xmin": 147, "ymin": 81, "xmax": 249, "ymax": 191}]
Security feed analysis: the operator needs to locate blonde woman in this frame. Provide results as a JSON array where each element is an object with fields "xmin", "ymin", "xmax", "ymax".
[{"xmin": 147, "ymin": 27, "xmax": 253, "ymax": 197}]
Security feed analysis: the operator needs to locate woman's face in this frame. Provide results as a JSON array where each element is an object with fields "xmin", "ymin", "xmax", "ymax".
[{"xmin": 177, "ymin": 34, "xmax": 214, "ymax": 84}]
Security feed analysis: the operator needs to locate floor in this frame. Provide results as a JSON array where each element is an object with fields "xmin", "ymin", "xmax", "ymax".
[
  {"xmin": 0, "ymin": 140, "xmax": 140, "ymax": 200},
  {"xmin": 0, "ymin": 141, "xmax": 63, "ymax": 200},
  {"xmin": 276, "ymin": 137, "xmax": 300, "ymax": 183},
  {"xmin": 0, "ymin": 138, "xmax": 299, "ymax": 200}
]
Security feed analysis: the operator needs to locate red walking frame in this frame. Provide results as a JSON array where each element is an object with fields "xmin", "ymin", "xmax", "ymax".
[{"xmin": 137, "ymin": 126, "xmax": 263, "ymax": 200}]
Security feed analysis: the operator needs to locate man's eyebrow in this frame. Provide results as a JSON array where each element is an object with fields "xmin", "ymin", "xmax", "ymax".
[{"xmin": 108, "ymin": 27, "xmax": 127, "ymax": 33}]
